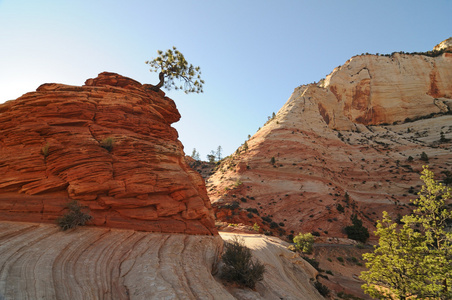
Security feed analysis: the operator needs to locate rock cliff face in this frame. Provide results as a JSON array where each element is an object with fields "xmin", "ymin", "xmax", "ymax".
[
  {"xmin": 318, "ymin": 51, "xmax": 452, "ymax": 129},
  {"xmin": 0, "ymin": 72, "xmax": 216, "ymax": 235},
  {"xmin": 207, "ymin": 41, "xmax": 452, "ymax": 239}
]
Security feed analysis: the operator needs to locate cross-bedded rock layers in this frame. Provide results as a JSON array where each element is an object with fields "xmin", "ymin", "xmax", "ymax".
[{"xmin": 0, "ymin": 72, "xmax": 216, "ymax": 235}]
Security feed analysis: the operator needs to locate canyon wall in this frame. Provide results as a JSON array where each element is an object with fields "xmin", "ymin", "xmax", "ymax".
[{"xmin": 208, "ymin": 42, "xmax": 452, "ymax": 239}]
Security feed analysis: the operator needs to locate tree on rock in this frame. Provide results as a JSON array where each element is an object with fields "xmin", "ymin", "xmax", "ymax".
[{"xmin": 146, "ymin": 47, "xmax": 204, "ymax": 94}]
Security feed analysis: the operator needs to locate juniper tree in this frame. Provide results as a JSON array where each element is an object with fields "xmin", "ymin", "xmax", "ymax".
[
  {"xmin": 361, "ymin": 166, "xmax": 452, "ymax": 299},
  {"xmin": 293, "ymin": 232, "xmax": 314, "ymax": 254},
  {"xmin": 146, "ymin": 47, "xmax": 204, "ymax": 94}
]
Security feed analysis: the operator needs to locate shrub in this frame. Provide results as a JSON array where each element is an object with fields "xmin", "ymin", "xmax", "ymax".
[
  {"xmin": 41, "ymin": 143, "xmax": 50, "ymax": 158},
  {"xmin": 314, "ymin": 281, "xmax": 330, "ymax": 296},
  {"xmin": 262, "ymin": 216, "xmax": 272, "ymax": 223},
  {"xmin": 344, "ymin": 214, "xmax": 369, "ymax": 243},
  {"xmin": 100, "ymin": 137, "xmax": 114, "ymax": 152},
  {"xmin": 302, "ymin": 256, "xmax": 320, "ymax": 270},
  {"xmin": 293, "ymin": 232, "xmax": 314, "ymax": 254},
  {"xmin": 57, "ymin": 200, "xmax": 92, "ymax": 231},
  {"xmin": 420, "ymin": 151, "xmax": 429, "ymax": 162},
  {"xmin": 337, "ymin": 203, "xmax": 345, "ymax": 213},
  {"xmin": 221, "ymin": 236, "xmax": 265, "ymax": 289},
  {"xmin": 252, "ymin": 223, "xmax": 260, "ymax": 232}
]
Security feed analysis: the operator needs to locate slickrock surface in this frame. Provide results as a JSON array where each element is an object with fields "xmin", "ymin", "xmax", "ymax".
[
  {"xmin": 0, "ymin": 72, "xmax": 216, "ymax": 235},
  {"xmin": 220, "ymin": 232, "xmax": 324, "ymax": 300},
  {"xmin": 0, "ymin": 221, "xmax": 226, "ymax": 300},
  {"xmin": 0, "ymin": 221, "xmax": 324, "ymax": 300},
  {"xmin": 207, "ymin": 42, "xmax": 452, "ymax": 239}
]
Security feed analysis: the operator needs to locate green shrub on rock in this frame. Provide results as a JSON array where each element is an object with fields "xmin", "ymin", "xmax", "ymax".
[
  {"xmin": 221, "ymin": 236, "xmax": 265, "ymax": 289},
  {"xmin": 57, "ymin": 200, "xmax": 92, "ymax": 231}
]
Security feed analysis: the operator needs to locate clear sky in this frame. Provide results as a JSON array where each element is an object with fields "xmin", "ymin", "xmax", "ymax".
[{"xmin": 0, "ymin": 0, "xmax": 451, "ymax": 159}]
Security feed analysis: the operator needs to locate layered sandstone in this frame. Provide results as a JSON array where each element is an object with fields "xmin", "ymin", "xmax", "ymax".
[
  {"xmin": 0, "ymin": 221, "xmax": 324, "ymax": 300},
  {"xmin": 0, "ymin": 72, "xmax": 216, "ymax": 235},
  {"xmin": 207, "ymin": 41, "xmax": 452, "ymax": 239}
]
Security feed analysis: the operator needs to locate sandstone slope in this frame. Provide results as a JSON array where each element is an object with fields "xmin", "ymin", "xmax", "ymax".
[
  {"xmin": 0, "ymin": 72, "xmax": 215, "ymax": 235},
  {"xmin": 207, "ymin": 40, "xmax": 452, "ymax": 239},
  {"xmin": 0, "ymin": 221, "xmax": 324, "ymax": 300}
]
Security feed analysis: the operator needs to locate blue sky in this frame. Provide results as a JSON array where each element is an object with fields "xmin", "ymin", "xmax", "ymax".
[{"xmin": 0, "ymin": 1, "xmax": 451, "ymax": 159}]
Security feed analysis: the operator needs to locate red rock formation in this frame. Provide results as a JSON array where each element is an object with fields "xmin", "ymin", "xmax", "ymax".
[{"xmin": 0, "ymin": 72, "xmax": 217, "ymax": 235}]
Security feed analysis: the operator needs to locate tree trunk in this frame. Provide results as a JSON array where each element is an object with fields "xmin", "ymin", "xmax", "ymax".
[
  {"xmin": 147, "ymin": 72, "xmax": 165, "ymax": 92},
  {"xmin": 155, "ymin": 72, "xmax": 164, "ymax": 89}
]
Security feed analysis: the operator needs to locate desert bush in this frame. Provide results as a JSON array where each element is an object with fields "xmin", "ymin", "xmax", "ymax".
[
  {"xmin": 293, "ymin": 232, "xmax": 314, "ymax": 254},
  {"xmin": 41, "ymin": 143, "xmax": 50, "ymax": 158},
  {"xmin": 221, "ymin": 236, "xmax": 265, "ymax": 289},
  {"xmin": 344, "ymin": 214, "xmax": 369, "ymax": 243},
  {"xmin": 314, "ymin": 281, "xmax": 330, "ymax": 296},
  {"xmin": 302, "ymin": 256, "xmax": 321, "ymax": 271},
  {"xmin": 252, "ymin": 223, "xmax": 260, "ymax": 232},
  {"xmin": 420, "ymin": 151, "xmax": 429, "ymax": 162},
  {"xmin": 57, "ymin": 200, "xmax": 92, "ymax": 231},
  {"xmin": 100, "ymin": 137, "xmax": 114, "ymax": 152}
]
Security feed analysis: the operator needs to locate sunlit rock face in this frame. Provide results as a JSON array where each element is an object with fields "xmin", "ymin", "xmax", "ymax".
[
  {"xmin": 0, "ymin": 72, "xmax": 216, "ymax": 235},
  {"xmin": 208, "ymin": 41, "xmax": 452, "ymax": 239},
  {"xmin": 434, "ymin": 37, "xmax": 452, "ymax": 52}
]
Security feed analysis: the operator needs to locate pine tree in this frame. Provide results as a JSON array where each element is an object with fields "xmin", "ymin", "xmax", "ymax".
[
  {"xmin": 146, "ymin": 47, "xmax": 204, "ymax": 94},
  {"xmin": 191, "ymin": 148, "xmax": 200, "ymax": 161},
  {"xmin": 216, "ymin": 145, "xmax": 222, "ymax": 161}
]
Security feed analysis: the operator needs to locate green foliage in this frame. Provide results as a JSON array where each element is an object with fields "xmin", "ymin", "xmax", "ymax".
[
  {"xmin": 243, "ymin": 141, "xmax": 249, "ymax": 152},
  {"xmin": 216, "ymin": 145, "xmax": 223, "ymax": 161},
  {"xmin": 314, "ymin": 281, "xmax": 330, "ymax": 296},
  {"xmin": 41, "ymin": 143, "xmax": 50, "ymax": 158},
  {"xmin": 146, "ymin": 47, "xmax": 204, "ymax": 94},
  {"xmin": 190, "ymin": 148, "xmax": 200, "ymax": 160},
  {"xmin": 207, "ymin": 150, "xmax": 216, "ymax": 163},
  {"xmin": 344, "ymin": 214, "xmax": 369, "ymax": 243},
  {"xmin": 420, "ymin": 151, "xmax": 429, "ymax": 162},
  {"xmin": 360, "ymin": 166, "xmax": 452, "ymax": 299},
  {"xmin": 302, "ymin": 256, "xmax": 320, "ymax": 270},
  {"xmin": 337, "ymin": 203, "xmax": 345, "ymax": 213},
  {"xmin": 57, "ymin": 200, "xmax": 92, "ymax": 231},
  {"xmin": 293, "ymin": 232, "xmax": 314, "ymax": 254},
  {"xmin": 270, "ymin": 157, "xmax": 276, "ymax": 165},
  {"xmin": 221, "ymin": 236, "xmax": 265, "ymax": 289},
  {"xmin": 100, "ymin": 137, "xmax": 114, "ymax": 152},
  {"xmin": 234, "ymin": 178, "xmax": 243, "ymax": 187},
  {"xmin": 252, "ymin": 223, "xmax": 260, "ymax": 232}
]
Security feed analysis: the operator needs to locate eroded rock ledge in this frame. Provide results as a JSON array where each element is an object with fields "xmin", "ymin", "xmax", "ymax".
[{"xmin": 0, "ymin": 72, "xmax": 216, "ymax": 235}]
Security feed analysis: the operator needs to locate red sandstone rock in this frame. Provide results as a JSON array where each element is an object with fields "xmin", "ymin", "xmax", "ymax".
[{"xmin": 0, "ymin": 72, "xmax": 217, "ymax": 235}]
